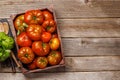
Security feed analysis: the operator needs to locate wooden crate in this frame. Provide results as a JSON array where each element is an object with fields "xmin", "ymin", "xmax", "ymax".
[{"xmin": 10, "ymin": 7, "xmax": 65, "ymax": 74}]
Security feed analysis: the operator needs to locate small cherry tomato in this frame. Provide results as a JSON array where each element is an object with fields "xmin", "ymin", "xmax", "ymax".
[
  {"xmin": 36, "ymin": 57, "xmax": 48, "ymax": 69},
  {"xmin": 49, "ymin": 38, "xmax": 60, "ymax": 50},
  {"xmin": 41, "ymin": 32, "xmax": 52, "ymax": 42}
]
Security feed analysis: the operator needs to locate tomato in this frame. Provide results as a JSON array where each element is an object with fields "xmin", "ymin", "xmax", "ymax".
[
  {"xmin": 24, "ymin": 10, "xmax": 44, "ymax": 24},
  {"xmin": 52, "ymin": 33, "xmax": 58, "ymax": 38},
  {"xmin": 18, "ymin": 47, "xmax": 35, "ymax": 64},
  {"xmin": 43, "ymin": 10, "xmax": 53, "ymax": 20},
  {"xmin": 14, "ymin": 14, "xmax": 28, "ymax": 33},
  {"xmin": 26, "ymin": 24, "xmax": 42, "ymax": 41},
  {"xmin": 47, "ymin": 51, "xmax": 62, "ymax": 66},
  {"xmin": 42, "ymin": 19, "xmax": 56, "ymax": 33},
  {"xmin": 16, "ymin": 32, "xmax": 32, "ymax": 47},
  {"xmin": 28, "ymin": 59, "xmax": 37, "ymax": 70},
  {"xmin": 41, "ymin": 32, "xmax": 52, "ymax": 42},
  {"xmin": 32, "ymin": 41, "xmax": 50, "ymax": 56},
  {"xmin": 36, "ymin": 57, "xmax": 48, "ymax": 69},
  {"xmin": 49, "ymin": 38, "xmax": 60, "ymax": 50}
]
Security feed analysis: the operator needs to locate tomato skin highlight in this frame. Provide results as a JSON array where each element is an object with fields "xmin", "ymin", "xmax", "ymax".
[
  {"xmin": 49, "ymin": 38, "xmax": 60, "ymax": 50},
  {"xmin": 47, "ymin": 51, "xmax": 62, "ymax": 66},
  {"xmin": 24, "ymin": 10, "xmax": 44, "ymax": 24},
  {"xmin": 36, "ymin": 57, "xmax": 48, "ymax": 69},
  {"xmin": 26, "ymin": 24, "xmax": 42, "ymax": 41},
  {"xmin": 16, "ymin": 32, "xmax": 32, "ymax": 47},
  {"xmin": 32, "ymin": 41, "xmax": 50, "ymax": 56},
  {"xmin": 18, "ymin": 47, "xmax": 35, "ymax": 64},
  {"xmin": 43, "ymin": 10, "xmax": 53, "ymax": 20},
  {"xmin": 14, "ymin": 15, "xmax": 28, "ymax": 33},
  {"xmin": 41, "ymin": 32, "xmax": 52, "ymax": 43},
  {"xmin": 42, "ymin": 19, "xmax": 56, "ymax": 33}
]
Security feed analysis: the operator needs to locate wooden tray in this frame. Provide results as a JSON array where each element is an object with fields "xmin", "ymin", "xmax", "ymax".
[{"xmin": 10, "ymin": 7, "xmax": 65, "ymax": 74}]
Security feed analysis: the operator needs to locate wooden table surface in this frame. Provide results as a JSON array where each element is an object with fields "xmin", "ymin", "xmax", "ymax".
[{"xmin": 0, "ymin": 0, "xmax": 120, "ymax": 80}]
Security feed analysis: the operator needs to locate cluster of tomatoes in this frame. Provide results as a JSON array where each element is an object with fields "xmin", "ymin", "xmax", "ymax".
[{"xmin": 13, "ymin": 9, "xmax": 62, "ymax": 70}]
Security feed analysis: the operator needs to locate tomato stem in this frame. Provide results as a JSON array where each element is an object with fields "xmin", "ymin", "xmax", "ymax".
[
  {"xmin": 46, "ymin": 26, "xmax": 51, "ymax": 31},
  {"xmin": 33, "ymin": 16, "xmax": 37, "ymax": 20},
  {"xmin": 42, "ymin": 43, "xmax": 46, "ymax": 48},
  {"xmin": 24, "ymin": 54, "xmax": 28, "ymax": 58}
]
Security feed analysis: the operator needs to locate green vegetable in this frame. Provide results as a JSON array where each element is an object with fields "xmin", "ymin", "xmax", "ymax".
[
  {"xmin": 0, "ymin": 32, "xmax": 14, "ymax": 62},
  {"xmin": 1, "ymin": 36, "xmax": 14, "ymax": 49},
  {"xmin": 0, "ymin": 49, "xmax": 10, "ymax": 62}
]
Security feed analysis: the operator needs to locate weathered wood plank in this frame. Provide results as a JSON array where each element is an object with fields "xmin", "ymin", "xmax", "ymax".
[
  {"xmin": 1, "ymin": 56, "xmax": 120, "ymax": 72},
  {"xmin": 0, "ymin": 71, "xmax": 120, "ymax": 80},
  {"xmin": 62, "ymin": 38, "xmax": 120, "ymax": 56},
  {"xmin": 0, "ymin": 0, "xmax": 120, "ymax": 18},
  {"xmin": 65, "ymin": 56, "xmax": 120, "ymax": 71},
  {"xmin": 57, "ymin": 18, "xmax": 120, "ymax": 37}
]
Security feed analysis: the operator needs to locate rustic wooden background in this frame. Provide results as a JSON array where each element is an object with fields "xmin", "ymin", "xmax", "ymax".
[{"xmin": 0, "ymin": 0, "xmax": 120, "ymax": 80}]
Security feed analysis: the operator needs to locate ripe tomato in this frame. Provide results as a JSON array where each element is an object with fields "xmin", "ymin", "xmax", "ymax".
[
  {"xmin": 42, "ymin": 19, "xmax": 56, "ymax": 33},
  {"xmin": 43, "ymin": 10, "xmax": 53, "ymax": 20},
  {"xmin": 14, "ymin": 14, "xmax": 28, "ymax": 33},
  {"xmin": 41, "ymin": 32, "xmax": 52, "ymax": 42},
  {"xmin": 28, "ymin": 59, "xmax": 37, "ymax": 70},
  {"xmin": 49, "ymin": 38, "xmax": 60, "ymax": 50},
  {"xmin": 52, "ymin": 33, "xmax": 58, "ymax": 38},
  {"xmin": 26, "ymin": 24, "xmax": 42, "ymax": 41},
  {"xmin": 36, "ymin": 57, "xmax": 48, "ymax": 69},
  {"xmin": 24, "ymin": 10, "xmax": 44, "ymax": 24},
  {"xmin": 32, "ymin": 41, "xmax": 50, "ymax": 56},
  {"xmin": 47, "ymin": 51, "xmax": 62, "ymax": 66},
  {"xmin": 18, "ymin": 47, "xmax": 35, "ymax": 64},
  {"xmin": 16, "ymin": 32, "xmax": 32, "ymax": 47}
]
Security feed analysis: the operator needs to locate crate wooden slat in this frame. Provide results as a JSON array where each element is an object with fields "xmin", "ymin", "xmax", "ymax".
[{"xmin": 0, "ymin": 0, "xmax": 120, "ymax": 18}]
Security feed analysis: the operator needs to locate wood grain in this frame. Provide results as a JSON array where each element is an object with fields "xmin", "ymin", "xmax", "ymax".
[
  {"xmin": 65, "ymin": 56, "xmax": 120, "ymax": 72},
  {"xmin": 0, "ymin": 71, "xmax": 120, "ymax": 80},
  {"xmin": 62, "ymin": 38, "xmax": 120, "ymax": 56},
  {"xmin": 0, "ymin": 0, "xmax": 120, "ymax": 18},
  {"xmin": 1, "ymin": 56, "xmax": 120, "ymax": 72},
  {"xmin": 57, "ymin": 18, "xmax": 120, "ymax": 37}
]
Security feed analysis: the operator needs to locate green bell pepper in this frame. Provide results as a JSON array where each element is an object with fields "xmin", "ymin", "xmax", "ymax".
[{"xmin": 0, "ymin": 32, "xmax": 14, "ymax": 62}]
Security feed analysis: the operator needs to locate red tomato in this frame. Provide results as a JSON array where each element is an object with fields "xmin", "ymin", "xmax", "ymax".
[
  {"xmin": 43, "ymin": 10, "xmax": 53, "ymax": 20},
  {"xmin": 16, "ymin": 32, "xmax": 32, "ymax": 47},
  {"xmin": 36, "ymin": 57, "xmax": 48, "ymax": 69},
  {"xmin": 47, "ymin": 51, "xmax": 62, "ymax": 66},
  {"xmin": 32, "ymin": 41, "xmax": 50, "ymax": 56},
  {"xmin": 14, "ymin": 15, "xmax": 28, "ymax": 33},
  {"xmin": 18, "ymin": 47, "xmax": 35, "ymax": 64},
  {"xmin": 42, "ymin": 19, "xmax": 56, "ymax": 33},
  {"xmin": 52, "ymin": 33, "xmax": 58, "ymax": 38},
  {"xmin": 26, "ymin": 24, "xmax": 42, "ymax": 41},
  {"xmin": 41, "ymin": 32, "xmax": 52, "ymax": 42},
  {"xmin": 49, "ymin": 38, "xmax": 60, "ymax": 50},
  {"xmin": 28, "ymin": 59, "xmax": 37, "ymax": 70},
  {"xmin": 24, "ymin": 10, "xmax": 44, "ymax": 24}
]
